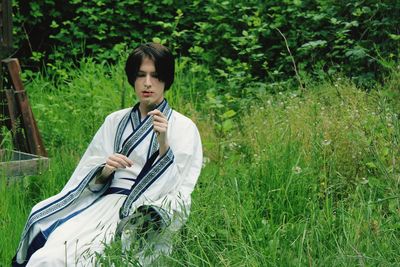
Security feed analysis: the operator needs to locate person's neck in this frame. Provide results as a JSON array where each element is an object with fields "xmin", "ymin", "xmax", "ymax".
[{"xmin": 138, "ymin": 102, "xmax": 159, "ymax": 119}]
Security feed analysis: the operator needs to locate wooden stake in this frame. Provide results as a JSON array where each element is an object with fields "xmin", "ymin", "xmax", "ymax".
[{"xmin": 2, "ymin": 58, "xmax": 47, "ymax": 156}]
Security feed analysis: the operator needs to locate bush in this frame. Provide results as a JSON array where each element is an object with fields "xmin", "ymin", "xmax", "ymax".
[{"xmin": 10, "ymin": 0, "xmax": 400, "ymax": 88}]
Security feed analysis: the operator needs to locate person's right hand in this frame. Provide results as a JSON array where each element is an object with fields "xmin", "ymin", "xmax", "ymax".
[{"xmin": 96, "ymin": 154, "xmax": 133, "ymax": 184}]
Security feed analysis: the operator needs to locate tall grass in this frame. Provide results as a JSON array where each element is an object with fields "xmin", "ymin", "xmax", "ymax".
[{"xmin": 1, "ymin": 58, "xmax": 399, "ymax": 266}]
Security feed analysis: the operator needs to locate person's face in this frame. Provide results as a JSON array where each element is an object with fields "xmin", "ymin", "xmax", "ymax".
[{"xmin": 134, "ymin": 57, "xmax": 165, "ymax": 110}]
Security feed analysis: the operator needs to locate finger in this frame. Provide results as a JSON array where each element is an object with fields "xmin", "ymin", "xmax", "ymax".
[
  {"xmin": 106, "ymin": 158, "xmax": 125, "ymax": 169},
  {"xmin": 105, "ymin": 160, "xmax": 121, "ymax": 169},
  {"xmin": 107, "ymin": 156, "xmax": 130, "ymax": 168},
  {"xmin": 152, "ymin": 116, "xmax": 167, "ymax": 124},
  {"xmin": 149, "ymin": 111, "xmax": 167, "ymax": 121},
  {"xmin": 148, "ymin": 109, "xmax": 163, "ymax": 116},
  {"xmin": 109, "ymin": 154, "xmax": 131, "ymax": 164},
  {"xmin": 153, "ymin": 125, "xmax": 167, "ymax": 135},
  {"xmin": 113, "ymin": 154, "xmax": 133, "ymax": 166},
  {"xmin": 153, "ymin": 121, "xmax": 168, "ymax": 128},
  {"xmin": 153, "ymin": 121, "xmax": 168, "ymax": 132}
]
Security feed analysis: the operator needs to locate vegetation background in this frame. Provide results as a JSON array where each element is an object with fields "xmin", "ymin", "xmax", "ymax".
[{"xmin": 1, "ymin": 0, "xmax": 399, "ymax": 266}]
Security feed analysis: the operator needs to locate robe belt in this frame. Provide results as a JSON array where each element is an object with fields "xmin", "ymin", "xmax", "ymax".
[{"xmin": 103, "ymin": 187, "xmax": 131, "ymax": 196}]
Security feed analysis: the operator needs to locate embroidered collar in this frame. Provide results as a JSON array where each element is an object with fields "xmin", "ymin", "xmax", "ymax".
[{"xmin": 114, "ymin": 99, "xmax": 172, "ymax": 159}]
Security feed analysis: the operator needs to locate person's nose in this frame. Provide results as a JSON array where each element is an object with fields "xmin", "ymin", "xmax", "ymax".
[{"xmin": 144, "ymin": 74, "xmax": 152, "ymax": 88}]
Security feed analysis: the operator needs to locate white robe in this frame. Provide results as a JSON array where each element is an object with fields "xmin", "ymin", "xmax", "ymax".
[{"xmin": 13, "ymin": 100, "xmax": 203, "ymax": 266}]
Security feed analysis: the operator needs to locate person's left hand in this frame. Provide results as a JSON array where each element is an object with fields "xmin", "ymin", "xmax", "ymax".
[{"xmin": 148, "ymin": 109, "xmax": 169, "ymax": 156}]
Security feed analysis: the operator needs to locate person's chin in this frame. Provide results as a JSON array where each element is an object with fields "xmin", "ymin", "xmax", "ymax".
[
  {"xmin": 141, "ymin": 98, "xmax": 155, "ymax": 107},
  {"xmin": 140, "ymin": 96, "xmax": 151, "ymax": 103}
]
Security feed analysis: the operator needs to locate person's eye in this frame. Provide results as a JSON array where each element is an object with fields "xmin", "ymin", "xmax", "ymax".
[
  {"xmin": 151, "ymin": 73, "xmax": 159, "ymax": 78},
  {"xmin": 137, "ymin": 73, "xmax": 145, "ymax": 77}
]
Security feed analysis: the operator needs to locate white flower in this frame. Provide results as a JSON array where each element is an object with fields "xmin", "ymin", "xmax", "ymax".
[
  {"xmin": 202, "ymin": 157, "xmax": 210, "ymax": 168},
  {"xmin": 322, "ymin": 139, "xmax": 331, "ymax": 146},
  {"xmin": 292, "ymin": 166, "xmax": 302, "ymax": 174}
]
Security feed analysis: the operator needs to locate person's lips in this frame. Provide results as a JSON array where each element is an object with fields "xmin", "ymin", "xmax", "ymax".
[{"xmin": 142, "ymin": 91, "xmax": 153, "ymax": 97}]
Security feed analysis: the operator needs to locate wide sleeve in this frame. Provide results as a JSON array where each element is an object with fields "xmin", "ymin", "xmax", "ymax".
[
  {"xmin": 119, "ymin": 117, "xmax": 202, "ymax": 264},
  {"xmin": 62, "ymin": 113, "xmax": 117, "ymax": 192},
  {"xmin": 141, "ymin": 117, "xmax": 203, "ymax": 232},
  {"xmin": 131, "ymin": 118, "xmax": 203, "ymax": 232}
]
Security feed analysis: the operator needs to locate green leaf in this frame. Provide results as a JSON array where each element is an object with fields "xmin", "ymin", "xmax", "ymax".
[
  {"xmin": 366, "ymin": 162, "xmax": 377, "ymax": 169},
  {"xmin": 345, "ymin": 47, "xmax": 366, "ymax": 59},
  {"xmin": 50, "ymin": 20, "xmax": 59, "ymax": 29},
  {"xmin": 152, "ymin": 37, "xmax": 162, "ymax": 44},
  {"xmin": 221, "ymin": 110, "xmax": 237, "ymax": 119},
  {"xmin": 389, "ymin": 34, "xmax": 400, "ymax": 41},
  {"xmin": 300, "ymin": 40, "xmax": 327, "ymax": 50},
  {"xmin": 222, "ymin": 119, "xmax": 234, "ymax": 132}
]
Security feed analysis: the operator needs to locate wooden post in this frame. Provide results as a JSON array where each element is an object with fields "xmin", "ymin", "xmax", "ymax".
[{"xmin": 2, "ymin": 58, "xmax": 47, "ymax": 156}]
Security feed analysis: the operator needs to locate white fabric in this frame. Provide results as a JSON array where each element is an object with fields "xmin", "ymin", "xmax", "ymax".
[
  {"xmin": 27, "ymin": 194, "xmax": 126, "ymax": 267},
  {"xmin": 17, "ymin": 106, "xmax": 203, "ymax": 266}
]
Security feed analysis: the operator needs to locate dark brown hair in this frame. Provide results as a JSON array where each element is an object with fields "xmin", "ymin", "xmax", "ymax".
[{"xmin": 125, "ymin": 43, "xmax": 175, "ymax": 90}]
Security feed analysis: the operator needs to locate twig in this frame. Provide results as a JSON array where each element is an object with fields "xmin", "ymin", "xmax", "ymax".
[
  {"xmin": 275, "ymin": 28, "xmax": 305, "ymax": 92},
  {"xmin": 22, "ymin": 23, "xmax": 34, "ymax": 56},
  {"xmin": 349, "ymin": 244, "xmax": 366, "ymax": 267}
]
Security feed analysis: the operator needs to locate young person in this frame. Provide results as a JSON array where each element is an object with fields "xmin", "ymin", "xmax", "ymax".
[{"xmin": 12, "ymin": 43, "xmax": 203, "ymax": 266}]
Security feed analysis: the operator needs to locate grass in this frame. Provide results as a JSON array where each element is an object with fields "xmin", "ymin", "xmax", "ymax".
[{"xmin": 1, "ymin": 57, "xmax": 399, "ymax": 266}]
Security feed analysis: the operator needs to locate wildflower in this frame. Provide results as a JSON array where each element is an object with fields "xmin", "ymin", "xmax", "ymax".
[
  {"xmin": 292, "ymin": 166, "xmax": 302, "ymax": 174},
  {"xmin": 228, "ymin": 142, "xmax": 237, "ymax": 149},
  {"xmin": 360, "ymin": 177, "xmax": 369, "ymax": 184},
  {"xmin": 202, "ymin": 157, "xmax": 210, "ymax": 168},
  {"xmin": 322, "ymin": 139, "xmax": 331, "ymax": 146}
]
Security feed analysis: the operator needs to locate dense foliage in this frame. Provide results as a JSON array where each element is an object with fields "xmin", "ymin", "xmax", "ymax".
[{"xmin": 11, "ymin": 0, "xmax": 400, "ymax": 89}]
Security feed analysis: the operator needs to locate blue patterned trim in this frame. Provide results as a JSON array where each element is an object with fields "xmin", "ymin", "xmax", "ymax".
[
  {"xmin": 131, "ymin": 106, "xmax": 141, "ymax": 130},
  {"xmin": 114, "ymin": 108, "xmax": 133, "ymax": 152},
  {"xmin": 146, "ymin": 104, "xmax": 172, "ymax": 160},
  {"xmin": 150, "ymin": 205, "xmax": 172, "ymax": 227},
  {"xmin": 42, "ymin": 204, "xmax": 90, "ymax": 238},
  {"xmin": 120, "ymin": 148, "xmax": 174, "ymax": 218},
  {"xmin": 20, "ymin": 165, "xmax": 103, "ymax": 242},
  {"xmin": 120, "ymin": 120, "xmax": 153, "ymax": 156},
  {"xmin": 147, "ymin": 132, "xmax": 159, "ymax": 160},
  {"xmin": 118, "ymin": 99, "xmax": 171, "ymax": 158}
]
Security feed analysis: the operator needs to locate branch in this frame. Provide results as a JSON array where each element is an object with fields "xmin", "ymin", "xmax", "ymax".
[{"xmin": 275, "ymin": 28, "xmax": 305, "ymax": 91}]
